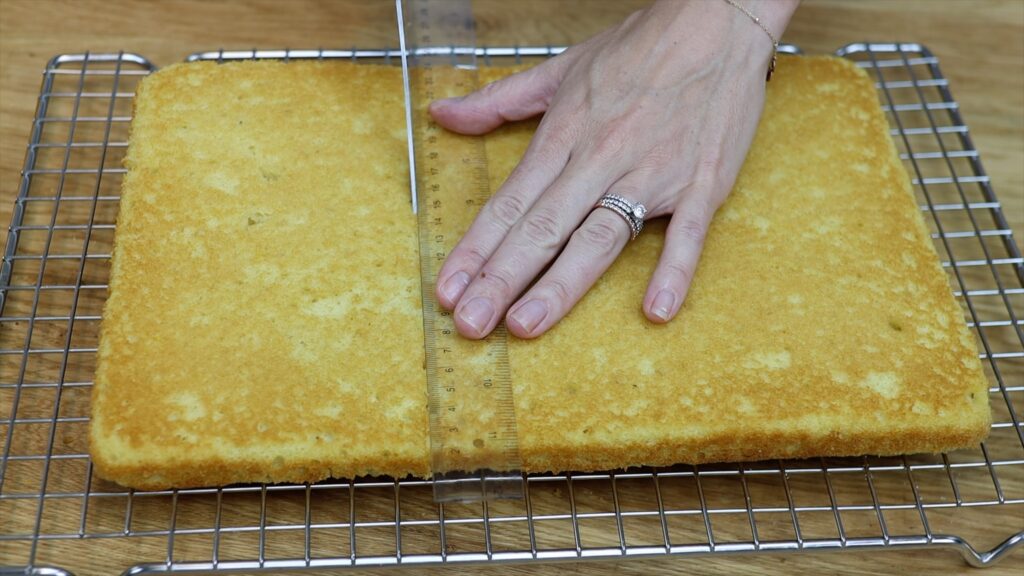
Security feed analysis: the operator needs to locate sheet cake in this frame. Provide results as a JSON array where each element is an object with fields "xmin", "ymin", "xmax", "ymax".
[{"xmin": 90, "ymin": 56, "xmax": 991, "ymax": 489}]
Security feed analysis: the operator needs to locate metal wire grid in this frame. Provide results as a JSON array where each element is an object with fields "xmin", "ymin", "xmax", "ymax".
[{"xmin": 0, "ymin": 43, "xmax": 1021, "ymax": 575}]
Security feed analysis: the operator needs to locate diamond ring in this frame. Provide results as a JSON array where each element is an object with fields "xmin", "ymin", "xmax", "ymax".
[{"xmin": 595, "ymin": 193, "xmax": 647, "ymax": 240}]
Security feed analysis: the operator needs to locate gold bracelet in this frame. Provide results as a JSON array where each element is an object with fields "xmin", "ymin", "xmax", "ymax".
[{"xmin": 721, "ymin": 0, "xmax": 779, "ymax": 81}]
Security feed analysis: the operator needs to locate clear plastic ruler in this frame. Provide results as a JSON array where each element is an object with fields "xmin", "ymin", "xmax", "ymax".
[{"xmin": 397, "ymin": 0, "xmax": 524, "ymax": 503}]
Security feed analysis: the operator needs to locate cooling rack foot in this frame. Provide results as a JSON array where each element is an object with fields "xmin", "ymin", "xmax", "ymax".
[{"xmin": 948, "ymin": 531, "xmax": 1024, "ymax": 568}]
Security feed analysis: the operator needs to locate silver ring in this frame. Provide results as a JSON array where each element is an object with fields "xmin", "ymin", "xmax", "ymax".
[{"xmin": 595, "ymin": 194, "xmax": 647, "ymax": 240}]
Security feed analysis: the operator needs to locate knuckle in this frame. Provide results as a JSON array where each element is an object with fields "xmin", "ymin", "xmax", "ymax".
[
  {"xmin": 478, "ymin": 263, "xmax": 516, "ymax": 298},
  {"xmin": 475, "ymin": 78, "xmax": 503, "ymax": 101},
  {"xmin": 544, "ymin": 275, "xmax": 574, "ymax": 305},
  {"xmin": 533, "ymin": 67, "xmax": 562, "ymax": 108},
  {"xmin": 590, "ymin": 121, "xmax": 630, "ymax": 161},
  {"xmin": 533, "ymin": 116, "xmax": 577, "ymax": 153},
  {"xmin": 576, "ymin": 217, "xmax": 623, "ymax": 257},
  {"xmin": 486, "ymin": 194, "xmax": 528, "ymax": 229},
  {"xmin": 462, "ymin": 244, "xmax": 490, "ymax": 269},
  {"xmin": 505, "ymin": 153, "xmax": 548, "ymax": 188},
  {"xmin": 695, "ymin": 156, "xmax": 726, "ymax": 188},
  {"xmin": 519, "ymin": 208, "xmax": 564, "ymax": 250},
  {"xmin": 639, "ymin": 148, "xmax": 673, "ymax": 172},
  {"xmin": 673, "ymin": 215, "xmax": 708, "ymax": 245},
  {"xmin": 697, "ymin": 156, "xmax": 724, "ymax": 175},
  {"xmin": 663, "ymin": 260, "xmax": 694, "ymax": 285},
  {"xmin": 675, "ymin": 192, "xmax": 717, "ymax": 226}
]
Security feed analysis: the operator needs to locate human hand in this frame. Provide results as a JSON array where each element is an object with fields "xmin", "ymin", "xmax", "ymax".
[{"xmin": 429, "ymin": 0, "xmax": 798, "ymax": 339}]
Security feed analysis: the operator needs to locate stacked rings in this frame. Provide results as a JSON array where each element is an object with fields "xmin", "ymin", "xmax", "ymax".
[{"xmin": 595, "ymin": 194, "xmax": 647, "ymax": 240}]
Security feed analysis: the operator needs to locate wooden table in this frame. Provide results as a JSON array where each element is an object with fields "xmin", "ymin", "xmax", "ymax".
[{"xmin": 1, "ymin": 1, "xmax": 1021, "ymax": 575}]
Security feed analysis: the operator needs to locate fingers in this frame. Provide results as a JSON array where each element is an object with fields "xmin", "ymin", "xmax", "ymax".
[
  {"xmin": 429, "ymin": 59, "xmax": 565, "ymax": 135},
  {"xmin": 643, "ymin": 192, "xmax": 718, "ymax": 324},
  {"xmin": 434, "ymin": 110, "xmax": 575, "ymax": 310},
  {"xmin": 450, "ymin": 161, "xmax": 614, "ymax": 339},
  {"xmin": 506, "ymin": 206, "xmax": 631, "ymax": 338}
]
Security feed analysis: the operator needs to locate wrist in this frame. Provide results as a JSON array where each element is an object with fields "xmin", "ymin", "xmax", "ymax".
[
  {"xmin": 744, "ymin": 0, "xmax": 799, "ymax": 42},
  {"xmin": 715, "ymin": 0, "xmax": 799, "ymax": 80},
  {"xmin": 652, "ymin": 0, "xmax": 798, "ymax": 35},
  {"xmin": 651, "ymin": 0, "xmax": 797, "ymax": 51},
  {"xmin": 643, "ymin": 0, "xmax": 799, "ymax": 80}
]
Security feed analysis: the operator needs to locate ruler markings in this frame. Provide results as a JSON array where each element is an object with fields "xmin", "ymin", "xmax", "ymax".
[{"xmin": 401, "ymin": 0, "xmax": 524, "ymax": 503}]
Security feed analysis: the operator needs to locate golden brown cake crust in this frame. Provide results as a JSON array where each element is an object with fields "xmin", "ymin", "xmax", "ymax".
[
  {"xmin": 484, "ymin": 57, "xmax": 991, "ymax": 475},
  {"xmin": 91, "ymin": 56, "xmax": 990, "ymax": 490},
  {"xmin": 91, "ymin": 61, "xmax": 432, "ymax": 488}
]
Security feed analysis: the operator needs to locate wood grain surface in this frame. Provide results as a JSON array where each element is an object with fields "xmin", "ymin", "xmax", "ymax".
[{"xmin": 1, "ymin": 1, "xmax": 1022, "ymax": 575}]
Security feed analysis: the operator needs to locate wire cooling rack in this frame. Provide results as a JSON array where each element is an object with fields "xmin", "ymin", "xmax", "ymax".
[{"xmin": 1, "ymin": 43, "xmax": 1022, "ymax": 575}]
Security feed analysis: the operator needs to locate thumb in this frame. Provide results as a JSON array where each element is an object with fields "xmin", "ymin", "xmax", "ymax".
[{"xmin": 428, "ymin": 57, "xmax": 567, "ymax": 135}]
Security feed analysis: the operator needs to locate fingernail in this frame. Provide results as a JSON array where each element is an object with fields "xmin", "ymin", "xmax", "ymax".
[
  {"xmin": 510, "ymin": 299, "xmax": 549, "ymax": 334},
  {"xmin": 651, "ymin": 290, "xmax": 676, "ymax": 322},
  {"xmin": 440, "ymin": 271, "xmax": 470, "ymax": 305},
  {"xmin": 459, "ymin": 297, "xmax": 495, "ymax": 335}
]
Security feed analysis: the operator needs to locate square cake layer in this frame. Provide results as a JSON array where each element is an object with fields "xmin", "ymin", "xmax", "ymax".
[{"xmin": 91, "ymin": 56, "xmax": 990, "ymax": 489}]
